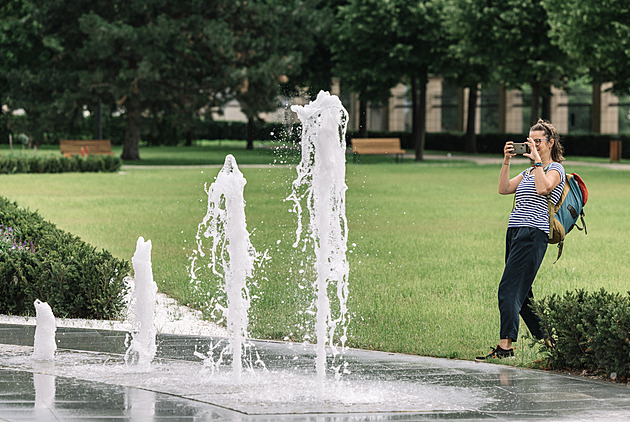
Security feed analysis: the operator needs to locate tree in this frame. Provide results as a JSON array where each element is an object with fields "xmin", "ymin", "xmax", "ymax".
[
  {"xmin": 491, "ymin": 0, "xmax": 572, "ymax": 125},
  {"xmin": 234, "ymin": 0, "xmax": 330, "ymax": 150},
  {"xmin": 331, "ymin": 0, "xmax": 401, "ymax": 138},
  {"xmin": 2, "ymin": 0, "xmax": 247, "ymax": 160},
  {"xmin": 332, "ymin": 0, "xmax": 446, "ymax": 159},
  {"xmin": 287, "ymin": 0, "xmax": 345, "ymax": 99},
  {"xmin": 76, "ymin": 1, "xmax": 243, "ymax": 160},
  {"xmin": 440, "ymin": 0, "xmax": 501, "ymax": 153},
  {"xmin": 543, "ymin": 0, "xmax": 630, "ymax": 132},
  {"xmin": 0, "ymin": 0, "xmax": 86, "ymax": 144},
  {"xmin": 390, "ymin": 0, "xmax": 446, "ymax": 160}
]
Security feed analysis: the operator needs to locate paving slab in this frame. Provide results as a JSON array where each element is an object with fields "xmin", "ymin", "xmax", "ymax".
[{"xmin": 1, "ymin": 323, "xmax": 629, "ymax": 421}]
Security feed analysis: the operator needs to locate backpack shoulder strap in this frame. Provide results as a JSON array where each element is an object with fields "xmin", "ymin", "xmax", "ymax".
[
  {"xmin": 545, "ymin": 166, "xmax": 570, "ymax": 238},
  {"xmin": 546, "ymin": 168, "xmax": 571, "ymax": 263}
]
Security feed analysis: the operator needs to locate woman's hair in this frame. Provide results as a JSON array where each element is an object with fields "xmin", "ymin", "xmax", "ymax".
[{"xmin": 530, "ymin": 118, "xmax": 564, "ymax": 163}]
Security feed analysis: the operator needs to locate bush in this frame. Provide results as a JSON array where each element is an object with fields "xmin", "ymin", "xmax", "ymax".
[
  {"xmin": 532, "ymin": 289, "xmax": 630, "ymax": 381},
  {"xmin": 0, "ymin": 155, "xmax": 121, "ymax": 174},
  {"xmin": 0, "ymin": 196, "xmax": 131, "ymax": 319}
]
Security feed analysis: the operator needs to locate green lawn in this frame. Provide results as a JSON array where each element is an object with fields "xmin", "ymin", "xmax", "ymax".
[{"xmin": 0, "ymin": 146, "xmax": 628, "ymax": 365}]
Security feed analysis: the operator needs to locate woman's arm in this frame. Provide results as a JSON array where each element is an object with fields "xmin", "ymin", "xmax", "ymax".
[
  {"xmin": 499, "ymin": 141, "xmax": 523, "ymax": 195},
  {"xmin": 531, "ymin": 166, "xmax": 562, "ymax": 195}
]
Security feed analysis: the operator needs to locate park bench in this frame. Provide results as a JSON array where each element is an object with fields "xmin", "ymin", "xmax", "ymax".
[
  {"xmin": 60, "ymin": 140, "xmax": 113, "ymax": 157},
  {"xmin": 351, "ymin": 138, "xmax": 406, "ymax": 163}
]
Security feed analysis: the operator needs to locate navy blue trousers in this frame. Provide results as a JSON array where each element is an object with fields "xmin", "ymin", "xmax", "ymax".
[{"xmin": 498, "ymin": 227, "xmax": 547, "ymax": 341}]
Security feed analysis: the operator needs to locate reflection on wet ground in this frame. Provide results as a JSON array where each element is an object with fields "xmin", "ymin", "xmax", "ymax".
[{"xmin": 1, "ymin": 324, "xmax": 629, "ymax": 421}]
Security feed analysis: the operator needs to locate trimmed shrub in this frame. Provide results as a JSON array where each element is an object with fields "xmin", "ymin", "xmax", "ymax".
[
  {"xmin": 532, "ymin": 289, "xmax": 630, "ymax": 381},
  {"xmin": 0, "ymin": 155, "xmax": 121, "ymax": 174},
  {"xmin": 0, "ymin": 196, "xmax": 131, "ymax": 319}
]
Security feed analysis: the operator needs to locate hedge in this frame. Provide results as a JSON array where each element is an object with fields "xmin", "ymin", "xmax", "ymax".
[
  {"xmin": 345, "ymin": 130, "xmax": 630, "ymax": 159},
  {"xmin": 194, "ymin": 120, "xmax": 630, "ymax": 159},
  {"xmin": 0, "ymin": 196, "xmax": 131, "ymax": 319},
  {"xmin": 0, "ymin": 155, "xmax": 121, "ymax": 174},
  {"xmin": 532, "ymin": 289, "xmax": 630, "ymax": 382}
]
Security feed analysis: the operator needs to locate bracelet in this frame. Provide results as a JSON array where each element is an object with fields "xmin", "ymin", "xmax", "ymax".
[{"xmin": 532, "ymin": 162, "xmax": 543, "ymax": 167}]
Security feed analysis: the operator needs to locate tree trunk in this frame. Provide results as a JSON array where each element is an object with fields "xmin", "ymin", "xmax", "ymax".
[
  {"xmin": 465, "ymin": 84, "xmax": 478, "ymax": 154},
  {"xmin": 591, "ymin": 81, "xmax": 601, "ymax": 134},
  {"xmin": 246, "ymin": 115, "xmax": 256, "ymax": 150},
  {"xmin": 94, "ymin": 98, "xmax": 103, "ymax": 140},
  {"xmin": 412, "ymin": 74, "xmax": 427, "ymax": 161},
  {"xmin": 530, "ymin": 82, "xmax": 541, "ymax": 126},
  {"xmin": 498, "ymin": 83, "xmax": 507, "ymax": 134},
  {"xmin": 121, "ymin": 95, "xmax": 141, "ymax": 160},
  {"xmin": 358, "ymin": 99, "xmax": 368, "ymax": 138},
  {"xmin": 382, "ymin": 100, "xmax": 390, "ymax": 131},
  {"xmin": 541, "ymin": 85, "xmax": 552, "ymax": 121},
  {"xmin": 457, "ymin": 87, "xmax": 466, "ymax": 132},
  {"xmin": 185, "ymin": 129, "xmax": 193, "ymax": 147},
  {"xmin": 411, "ymin": 78, "xmax": 418, "ymax": 146}
]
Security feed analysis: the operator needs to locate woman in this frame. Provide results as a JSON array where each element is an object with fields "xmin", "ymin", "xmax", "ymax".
[{"xmin": 476, "ymin": 119, "xmax": 565, "ymax": 361}]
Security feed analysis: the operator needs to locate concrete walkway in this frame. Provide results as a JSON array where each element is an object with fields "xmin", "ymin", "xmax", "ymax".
[
  {"xmin": 423, "ymin": 153, "xmax": 630, "ymax": 170},
  {"xmin": 1, "ymin": 324, "xmax": 629, "ymax": 421}
]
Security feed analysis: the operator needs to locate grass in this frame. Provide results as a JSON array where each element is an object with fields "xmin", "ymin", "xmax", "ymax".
[{"xmin": 0, "ymin": 145, "xmax": 628, "ymax": 365}]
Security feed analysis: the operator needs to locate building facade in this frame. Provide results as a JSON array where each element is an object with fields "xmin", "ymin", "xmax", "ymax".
[{"xmin": 214, "ymin": 78, "xmax": 630, "ymax": 136}]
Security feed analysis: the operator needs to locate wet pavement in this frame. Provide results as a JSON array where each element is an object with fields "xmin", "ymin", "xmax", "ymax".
[{"xmin": 1, "ymin": 323, "xmax": 629, "ymax": 421}]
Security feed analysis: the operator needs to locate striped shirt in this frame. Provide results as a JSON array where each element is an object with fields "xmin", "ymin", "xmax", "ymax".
[{"xmin": 508, "ymin": 162, "xmax": 565, "ymax": 234}]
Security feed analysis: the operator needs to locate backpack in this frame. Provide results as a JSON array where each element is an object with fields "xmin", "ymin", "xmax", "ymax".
[{"xmin": 546, "ymin": 170, "xmax": 588, "ymax": 263}]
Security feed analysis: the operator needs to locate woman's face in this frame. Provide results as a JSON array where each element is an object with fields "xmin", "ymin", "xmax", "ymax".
[{"xmin": 529, "ymin": 130, "xmax": 552, "ymax": 157}]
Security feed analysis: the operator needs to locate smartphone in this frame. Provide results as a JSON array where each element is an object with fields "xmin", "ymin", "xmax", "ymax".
[{"xmin": 512, "ymin": 142, "xmax": 530, "ymax": 154}]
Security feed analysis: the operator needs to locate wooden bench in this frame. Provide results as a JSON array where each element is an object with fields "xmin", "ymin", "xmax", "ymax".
[
  {"xmin": 60, "ymin": 140, "xmax": 113, "ymax": 157},
  {"xmin": 351, "ymin": 138, "xmax": 406, "ymax": 163}
]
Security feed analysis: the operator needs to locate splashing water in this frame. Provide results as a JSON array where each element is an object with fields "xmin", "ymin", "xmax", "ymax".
[
  {"xmin": 125, "ymin": 236, "xmax": 157, "ymax": 369},
  {"xmin": 189, "ymin": 154, "xmax": 256, "ymax": 383},
  {"xmin": 32, "ymin": 299, "xmax": 56, "ymax": 361},
  {"xmin": 289, "ymin": 91, "xmax": 350, "ymax": 393}
]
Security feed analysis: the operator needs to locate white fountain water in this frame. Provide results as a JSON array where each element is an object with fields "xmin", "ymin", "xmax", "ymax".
[
  {"xmin": 189, "ymin": 154, "xmax": 256, "ymax": 383},
  {"xmin": 125, "ymin": 236, "xmax": 157, "ymax": 369},
  {"xmin": 33, "ymin": 373, "xmax": 55, "ymax": 410},
  {"xmin": 289, "ymin": 90, "xmax": 350, "ymax": 393},
  {"xmin": 32, "ymin": 299, "xmax": 56, "ymax": 361}
]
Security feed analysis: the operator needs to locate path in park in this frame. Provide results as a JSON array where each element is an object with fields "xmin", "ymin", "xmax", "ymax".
[
  {"xmin": 1, "ymin": 324, "xmax": 629, "ymax": 421},
  {"xmin": 423, "ymin": 153, "xmax": 630, "ymax": 170},
  {"xmin": 122, "ymin": 152, "xmax": 630, "ymax": 170}
]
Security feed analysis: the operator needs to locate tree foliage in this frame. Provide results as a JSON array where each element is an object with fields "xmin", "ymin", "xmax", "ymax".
[
  {"xmin": 3, "ymin": 0, "xmax": 630, "ymax": 153},
  {"xmin": 543, "ymin": 0, "xmax": 630, "ymax": 96},
  {"xmin": 1, "ymin": 0, "xmax": 323, "ymax": 158},
  {"xmin": 490, "ymin": 0, "xmax": 572, "ymax": 123}
]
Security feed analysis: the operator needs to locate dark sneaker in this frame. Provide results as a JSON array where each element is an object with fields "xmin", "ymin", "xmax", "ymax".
[{"xmin": 475, "ymin": 345, "xmax": 514, "ymax": 362}]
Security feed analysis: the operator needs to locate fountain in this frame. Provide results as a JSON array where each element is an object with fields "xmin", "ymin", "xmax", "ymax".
[
  {"xmin": 125, "ymin": 236, "xmax": 157, "ymax": 369},
  {"xmin": 289, "ymin": 90, "xmax": 350, "ymax": 393},
  {"xmin": 189, "ymin": 154, "xmax": 256, "ymax": 383},
  {"xmin": 0, "ymin": 92, "xmax": 500, "ymax": 417},
  {"xmin": 32, "ymin": 299, "xmax": 56, "ymax": 361}
]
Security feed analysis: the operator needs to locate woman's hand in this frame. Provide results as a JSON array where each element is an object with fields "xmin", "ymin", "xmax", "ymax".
[
  {"xmin": 523, "ymin": 137, "xmax": 542, "ymax": 163},
  {"xmin": 504, "ymin": 141, "xmax": 515, "ymax": 164}
]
